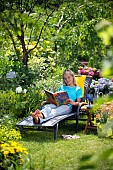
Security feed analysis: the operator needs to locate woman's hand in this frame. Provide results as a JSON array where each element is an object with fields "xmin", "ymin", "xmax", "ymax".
[
  {"xmin": 65, "ymin": 98, "xmax": 81, "ymax": 106},
  {"xmin": 46, "ymin": 98, "xmax": 52, "ymax": 103},
  {"xmin": 65, "ymin": 99, "xmax": 75, "ymax": 105}
]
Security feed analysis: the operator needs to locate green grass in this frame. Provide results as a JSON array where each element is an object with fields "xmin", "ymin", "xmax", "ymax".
[{"xmin": 19, "ymin": 121, "xmax": 113, "ymax": 170}]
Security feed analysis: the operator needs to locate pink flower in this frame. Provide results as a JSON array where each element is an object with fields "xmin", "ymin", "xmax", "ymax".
[
  {"xmin": 81, "ymin": 69, "xmax": 86, "ymax": 74},
  {"xmin": 88, "ymin": 71, "xmax": 94, "ymax": 76},
  {"xmin": 88, "ymin": 67, "xmax": 93, "ymax": 71},
  {"xmin": 78, "ymin": 70, "xmax": 81, "ymax": 74}
]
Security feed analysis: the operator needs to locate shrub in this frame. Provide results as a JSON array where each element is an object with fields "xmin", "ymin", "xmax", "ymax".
[
  {"xmin": 93, "ymin": 100, "xmax": 113, "ymax": 138},
  {"xmin": 0, "ymin": 124, "xmax": 29, "ymax": 170},
  {"xmin": 0, "ymin": 125, "xmax": 21, "ymax": 143},
  {"xmin": 0, "ymin": 75, "xmax": 62, "ymax": 120},
  {"xmin": 0, "ymin": 87, "xmax": 45, "ymax": 119},
  {"xmin": 0, "ymin": 141, "xmax": 28, "ymax": 170}
]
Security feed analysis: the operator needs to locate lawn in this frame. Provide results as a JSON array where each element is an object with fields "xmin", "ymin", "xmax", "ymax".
[{"xmin": 19, "ymin": 121, "xmax": 113, "ymax": 170}]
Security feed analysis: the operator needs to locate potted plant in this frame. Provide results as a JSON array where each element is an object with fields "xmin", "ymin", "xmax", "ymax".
[
  {"xmin": 78, "ymin": 66, "xmax": 101, "ymax": 80},
  {"xmin": 94, "ymin": 101, "xmax": 113, "ymax": 138}
]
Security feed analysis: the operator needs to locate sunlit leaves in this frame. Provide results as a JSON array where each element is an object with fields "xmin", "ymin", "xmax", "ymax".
[
  {"xmin": 102, "ymin": 60, "xmax": 113, "ymax": 77},
  {"xmin": 95, "ymin": 19, "xmax": 113, "ymax": 77},
  {"xmin": 0, "ymin": 0, "xmax": 113, "ymax": 84},
  {"xmin": 96, "ymin": 20, "xmax": 113, "ymax": 46}
]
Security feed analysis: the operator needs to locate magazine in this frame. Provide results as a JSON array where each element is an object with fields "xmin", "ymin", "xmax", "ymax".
[{"xmin": 44, "ymin": 90, "xmax": 69, "ymax": 106}]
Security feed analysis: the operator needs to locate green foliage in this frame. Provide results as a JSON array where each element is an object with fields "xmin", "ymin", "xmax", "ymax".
[
  {"xmin": 0, "ymin": 75, "xmax": 61, "ymax": 119},
  {"xmin": 78, "ymin": 148, "xmax": 113, "ymax": 170},
  {"xmin": 95, "ymin": 19, "xmax": 113, "ymax": 77},
  {"xmin": 78, "ymin": 16, "xmax": 113, "ymax": 170},
  {"xmin": 0, "ymin": 113, "xmax": 29, "ymax": 170},
  {"xmin": 34, "ymin": 75, "xmax": 62, "ymax": 93},
  {"xmin": 46, "ymin": 0, "xmax": 112, "ymax": 69},
  {"xmin": 0, "ymin": 88, "xmax": 43, "ymax": 118},
  {"xmin": 0, "ymin": 0, "xmax": 112, "ymax": 81},
  {"xmin": 0, "ymin": 125, "xmax": 21, "ymax": 142}
]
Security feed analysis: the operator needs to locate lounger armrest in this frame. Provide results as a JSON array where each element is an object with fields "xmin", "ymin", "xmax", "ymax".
[
  {"xmin": 76, "ymin": 102, "xmax": 88, "ymax": 115},
  {"xmin": 78, "ymin": 102, "xmax": 88, "ymax": 107}
]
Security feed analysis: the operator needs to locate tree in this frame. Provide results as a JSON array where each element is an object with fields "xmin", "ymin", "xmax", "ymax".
[
  {"xmin": 0, "ymin": 0, "xmax": 113, "ymax": 86},
  {"xmin": 0, "ymin": 0, "xmax": 62, "ymax": 66},
  {"xmin": 47, "ymin": 0, "xmax": 113, "ymax": 70}
]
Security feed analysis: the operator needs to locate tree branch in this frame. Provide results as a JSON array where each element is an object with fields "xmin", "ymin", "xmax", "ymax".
[
  {"xmin": 56, "ymin": 8, "xmax": 72, "ymax": 33},
  {"xmin": 6, "ymin": 27, "xmax": 18, "ymax": 56},
  {"xmin": 27, "ymin": 7, "xmax": 57, "ymax": 54},
  {"xmin": 57, "ymin": 16, "xmax": 72, "ymax": 33}
]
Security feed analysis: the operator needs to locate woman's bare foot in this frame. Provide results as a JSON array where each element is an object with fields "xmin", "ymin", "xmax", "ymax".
[
  {"xmin": 31, "ymin": 109, "xmax": 38, "ymax": 117},
  {"xmin": 33, "ymin": 116, "xmax": 39, "ymax": 124},
  {"xmin": 31, "ymin": 109, "xmax": 43, "ymax": 118},
  {"xmin": 31, "ymin": 109, "xmax": 44, "ymax": 120}
]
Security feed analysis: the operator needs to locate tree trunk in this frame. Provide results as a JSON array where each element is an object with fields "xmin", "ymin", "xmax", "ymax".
[
  {"xmin": 18, "ymin": 23, "xmax": 28, "ymax": 66},
  {"xmin": 22, "ymin": 41, "xmax": 28, "ymax": 66}
]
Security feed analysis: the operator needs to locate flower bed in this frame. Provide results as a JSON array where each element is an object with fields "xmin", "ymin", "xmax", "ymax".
[
  {"xmin": 0, "ymin": 141, "xmax": 28, "ymax": 169},
  {"xmin": 78, "ymin": 66, "xmax": 101, "ymax": 80},
  {"xmin": 0, "ymin": 126, "xmax": 29, "ymax": 169},
  {"xmin": 90, "ymin": 78, "xmax": 113, "ymax": 95},
  {"xmin": 95, "ymin": 101, "xmax": 113, "ymax": 138}
]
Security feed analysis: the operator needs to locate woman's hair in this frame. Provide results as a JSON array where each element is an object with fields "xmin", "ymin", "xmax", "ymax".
[{"xmin": 62, "ymin": 69, "xmax": 77, "ymax": 86}]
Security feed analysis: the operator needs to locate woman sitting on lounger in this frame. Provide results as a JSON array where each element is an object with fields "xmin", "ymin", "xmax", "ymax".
[{"xmin": 32, "ymin": 69, "xmax": 82, "ymax": 124}]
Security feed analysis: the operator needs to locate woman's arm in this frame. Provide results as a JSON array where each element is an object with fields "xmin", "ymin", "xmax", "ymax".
[{"xmin": 65, "ymin": 98, "xmax": 81, "ymax": 106}]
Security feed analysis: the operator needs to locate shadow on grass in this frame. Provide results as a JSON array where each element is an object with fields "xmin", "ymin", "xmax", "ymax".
[{"xmin": 18, "ymin": 120, "xmax": 97, "ymax": 143}]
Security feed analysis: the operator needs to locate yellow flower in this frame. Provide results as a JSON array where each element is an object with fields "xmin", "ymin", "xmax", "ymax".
[
  {"xmin": 41, "ymin": 92, "xmax": 44, "ymax": 97},
  {"xmin": 11, "ymin": 141, "xmax": 18, "ymax": 147},
  {"xmin": 1, "ymin": 143, "xmax": 9, "ymax": 147},
  {"xmin": 3, "ymin": 151, "xmax": 9, "ymax": 158},
  {"xmin": 93, "ymin": 68, "xmax": 97, "ymax": 71},
  {"xmin": 3, "ymin": 150, "xmax": 9, "ymax": 154},
  {"xmin": 23, "ymin": 149, "xmax": 28, "ymax": 154},
  {"xmin": 44, "ymin": 40, "xmax": 50, "ymax": 45},
  {"xmin": 10, "ymin": 148, "xmax": 15, "ymax": 154},
  {"xmin": 36, "ymin": 90, "xmax": 39, "ymax": 93},
  {"xmin": 109, "ymin": 116, "xmax": 113, "ymax": 120}
]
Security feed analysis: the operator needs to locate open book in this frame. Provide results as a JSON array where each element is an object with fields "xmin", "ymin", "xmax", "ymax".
[{"xmin": 44, "ymin": 90, "xmax": 69, "ymax": 106}]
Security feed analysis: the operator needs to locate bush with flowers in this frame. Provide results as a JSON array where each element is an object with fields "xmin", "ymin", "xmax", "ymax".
[
  {"xmin": 93, "ymin": 99, "xmax": 113, "ymax": 138},
  {"xmin": 0, "ymin": 125, "xmax": 22, "ymax": 142},
  {"xmin": 78, "ymin": 66, "xmax": 101, "ymax": 80},
  {"xmin": 90, "ymin": 78, "xmax": 113, "ymax": 96},
  {"xmin": 0, "ymin": 86, "xmax": 45, "ymax": 119},
  {"xmin": 0, "ymin": 141, "xmax": 29, "ymax": 170},
  {"xmin": 0, "ymin": 125, "xmax": 29, "ymax": 170},
  {"xmin": 0, "ymin": 76, "xmax": 61, "ymax": 120}
]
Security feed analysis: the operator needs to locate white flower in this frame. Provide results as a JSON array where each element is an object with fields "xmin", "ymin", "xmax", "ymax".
[
  {"xmin": 23, "ymin": 89, "xmax": 27, "ymax": 94},
  {"xmin": 16, "ymin": 86, "xmax": 22, "ymax": 93}
]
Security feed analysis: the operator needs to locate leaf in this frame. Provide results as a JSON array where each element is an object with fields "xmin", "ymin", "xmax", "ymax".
[{"xmin": 102, "ymin": 60, "xmax": 112, "ymax": 77}]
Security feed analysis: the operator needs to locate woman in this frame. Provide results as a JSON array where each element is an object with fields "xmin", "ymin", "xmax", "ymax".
[{"xmin": 32, "ymin": 69, "xmax": 82, "ymax": 124}]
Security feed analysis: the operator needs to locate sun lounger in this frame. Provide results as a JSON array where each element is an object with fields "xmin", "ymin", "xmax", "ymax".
[
  {"xmin": 16, "ymin": 76, "xmax": 93, "ymax": 140},
  {"xmin": 16, "ymin": 112, "xmax": 78, "ymax": 140}
]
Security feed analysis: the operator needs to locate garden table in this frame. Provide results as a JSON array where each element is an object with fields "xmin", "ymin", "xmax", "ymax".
[{"xmin": 80, "ymin": 105, "xmax": 97, "ymax": 133}]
